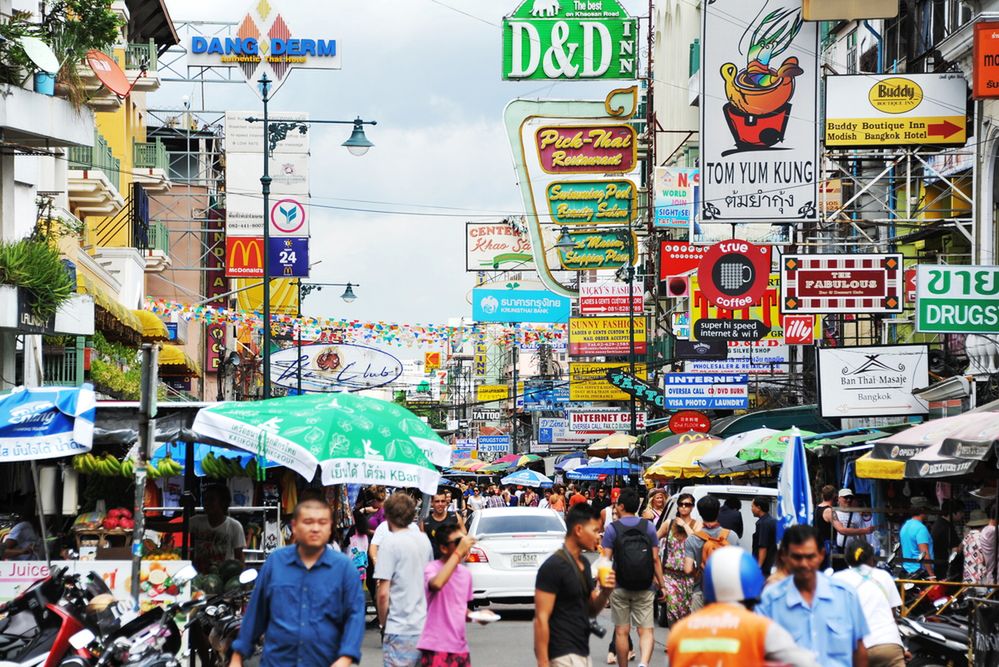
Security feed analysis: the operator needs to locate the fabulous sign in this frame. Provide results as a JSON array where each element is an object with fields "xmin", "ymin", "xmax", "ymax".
[
  {"xmin": 466, "ymin": 222, "xmax": 534, "ymax": 271},
  {"xmin": 916, "ymin": 265, "xmax": 999, "ymax": 334},
  {"xmin": 557, "ymin": 230, "xmax": 637, "ymax": 270},
  {"xmin": 188, "ymin": 1, "xmax": 341, "ymax": 96},
  {"xmin": 270, "ymin": 343, "xmax": 403, "ymax": 393},
  {"xmin": 547, "ymin": 180, "xmax": 637, "ymax": 224},
  {"xmin": 502, "ymin": 0, "xmax": 638, "ymax": 81},
  {"xmin": 781, "ymin": 254, "xmax": 902, "ymax": 314},
  {"xmin": 817, "ymin": 345, "xmax": 929, "ymax": 418}
]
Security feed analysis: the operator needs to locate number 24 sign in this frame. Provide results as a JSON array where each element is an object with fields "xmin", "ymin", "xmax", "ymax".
[{"xmin": 267, "ymin": 238, "xmax": 309, "ymax": 278}]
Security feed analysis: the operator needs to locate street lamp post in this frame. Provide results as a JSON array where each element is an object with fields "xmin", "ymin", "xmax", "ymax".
[
  {"xmin": 295, "ymin": 280, "xmax": 358, "ymax": 394},
  {"xmin": 251, "ymin": 74, "xmax": 375, "ymax": 399}
]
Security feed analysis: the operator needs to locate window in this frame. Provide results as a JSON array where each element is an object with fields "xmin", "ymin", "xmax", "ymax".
[
  {"xmin": 846, "ymin": 29, "xmax": 858, "ymax": 74},
  {"xmin": 476, "ymin": 513, "xmax": 565, "ymax": 535}
]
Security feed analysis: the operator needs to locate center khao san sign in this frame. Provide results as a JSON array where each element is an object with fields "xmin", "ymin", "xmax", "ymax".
[
  {"xmin": 503, "ymin": 0, "xmax": 637, "ymax": 80},
  {"xmin": 547, "ymin": 180, "xmax": 637, "ymax": 224}
]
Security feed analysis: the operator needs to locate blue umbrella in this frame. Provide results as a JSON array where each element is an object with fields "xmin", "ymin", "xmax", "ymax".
[
  {"xmin": 572, "ymin": 458, "xmax": 643, "ymax": 476},
  {"xmin": 152, "ymin": 442, "xmax": 280, "ymax": 478},
  {"xmin": 501, "ymin": 468, "xmax": 553, "ymax": 488},
  {"xmin": 776, "ymin": 428, "xmax": 813, "ymax": 541},
  {"xmin": 554, "ymin": 451, "xmax": 586, "ymax": 468}
]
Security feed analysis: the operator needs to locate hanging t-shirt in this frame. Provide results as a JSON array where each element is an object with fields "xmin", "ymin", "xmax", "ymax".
[{"xmin": 347, "ymin": 533, "xmax": 369, "ymax": 581}]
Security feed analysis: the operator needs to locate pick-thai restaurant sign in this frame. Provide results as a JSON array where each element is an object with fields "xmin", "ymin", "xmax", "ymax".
[
  {"xmin": 466, "ymin": 222, "xmax": 534, "ymax": 271},
  {"xmin": 654, "ymin": 167, "xmax": 699, "ymax": 228},
  {"xmin": 825, "ymin": 74, "xmax": 967, "ymax": 146},
  {"xmin": 817, "ymin": 345, "xmax": 929, "ymax": 418},
  {"xmin": 547, "ymin": 180, "xmax": 637, "ymax": 225},
  {"xmin": 557, "ymin": 230, "xmax": 637, "ymax": 270},
  {"xmin": 700, "ymin": 0, "xmax": 818, "ymax": 222},
  {"xmin": 536, "ymin": 125, "xmax": 637, "ymax": 174},
  {"xmin": 269, "ymin": 343, "xmax": 403, "ymax": 392},
  {"xmin": 568, "ymin": 316, "xmax": 647, "ymax": 356},
  {"xmin": 569, "ymin": 362, "xmax": 647, "ymax": 402},
  {"xmin": 781, "ymin": 254, "xmax": 903, "ymax": 314},
  {"xmin": 568, "ymin": 408, "xmax": 646, "ymax": 432},
  {"xmin": 916, "ymin": 265, "xmax": 999, "ymax": 333},
  {"xmin": 502, "ymin": 0, "xmax": 637, "ymax": 81}
]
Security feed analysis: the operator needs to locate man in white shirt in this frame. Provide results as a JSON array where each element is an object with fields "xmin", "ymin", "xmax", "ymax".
[{"xmin": 832, "ymin": 539, "xmax": 904, "ymax": 667}]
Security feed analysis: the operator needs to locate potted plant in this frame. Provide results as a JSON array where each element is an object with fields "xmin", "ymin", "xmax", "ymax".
[
  {"xmin": 39, "ymin": 0, "xmax": 121, "ymax": 106},
  {"xmin": 0, "ymin": 12, "xmax": 37, "ymax": 88}
]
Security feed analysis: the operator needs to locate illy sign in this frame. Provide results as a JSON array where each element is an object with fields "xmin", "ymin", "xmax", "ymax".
[{"xmin": 783, "ymin": 315, "xmax": 815, "ymax": 345}]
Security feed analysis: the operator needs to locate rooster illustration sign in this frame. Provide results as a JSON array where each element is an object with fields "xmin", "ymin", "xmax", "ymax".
[{"xmin": 700, "ymin": 0, "xmax": 818, "ymax": 223}]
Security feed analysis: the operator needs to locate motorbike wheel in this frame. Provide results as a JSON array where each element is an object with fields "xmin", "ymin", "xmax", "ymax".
[{"xmin": 907, "ymin": 654, "xmax": 950, "ymax": 667}]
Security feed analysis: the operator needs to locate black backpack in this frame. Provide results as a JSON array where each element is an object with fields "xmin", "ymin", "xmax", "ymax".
[{"xmin": 611, "ymin": 519, "xmax": 655, "ymax": 591}]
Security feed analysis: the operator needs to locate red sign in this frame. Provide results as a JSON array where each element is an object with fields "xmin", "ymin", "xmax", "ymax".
[
  {"xmin": 669, "ymin": 410, "xmax": 711, "ymax": 434},
  {"xmin": 697, "ymin": 241, "xmax": 771, "ymax": 310},
  {"xmin": 205, "ymin": 211, "xmax": 226, "ymax": 372},
  {"xmin": 781, "ymin": 254, "xmax": 902, "ymax": 313},
  {"xmin": 974, "ymin": 21, "xmax": 999, "ymax": 99},
  {"xmin": 659, "ymin": 242, "xmax": 709, "ymax": 279},
  {"xmin": 579, "ymin": 283, "xmax": 643, "ymax": 316},
  {"xmin": 535, "ymin": 125, "xmax": 637, "ymax": 174},
  {"xmin": 904, "ymin": 268, "xmax": 917, "ymax": 302},
  {"xmin": 225, "ymin": 237, "xmax": 264, "ymax": 278},
  {"xmin": 782, "ymin": 315, "xmax": 816, "ymax": 345}
]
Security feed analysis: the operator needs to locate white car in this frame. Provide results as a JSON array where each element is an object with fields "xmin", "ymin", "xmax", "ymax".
[{"xmin": 465, "ymin": 507, "xmax": 566, "ymax": 606}]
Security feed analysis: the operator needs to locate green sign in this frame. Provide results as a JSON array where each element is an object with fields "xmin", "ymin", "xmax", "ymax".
[
  {"xmin": 557, "ymin": 230, "xmax": 637, "ymax": 270},
  {"xmin": 916, "ymin": 264, "xmax": 999, "ymax": 333},
  {"xmin": 547, "ymin": 180, "xmax": 637, "ymax": 224},
  {"xmin": 502, "ymin": 0, "xmax": 638, "ymax": 81}
]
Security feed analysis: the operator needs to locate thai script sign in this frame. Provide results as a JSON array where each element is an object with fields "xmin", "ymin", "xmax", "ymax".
[
  {"xmin": 700, "ymin": 0, "xmax": 818, "ymax": 222},
  {"xmin": 916, "ymin": 265, "xmax": 999, "ymax": 333},
  {"xmin": 568, "ymin": 316, "xmax": 647, "ymax": 356},
  {"xmin": 568, "ymin": 408, "xmax": 646, "ymax": 432},
  {"xmin": 654, "ymin": 167, "xmax": 699, "ymax": 228},
  {"xmin": 662, "ymin": 373, "xmax": 749, "ymax": 410},
  {"xmin": 465, "ymin": 222, "xmax": 534, "ymax": 271},
  {"xmin": 269, "ymin": 343, "xmax": 403, "ymax": 392},
  {"xmin": 472, "ymin": 288, "xmax": 571, "ymax": 323},
  {"xmin": 569, "ymin": 362, "xmax": 647, "ymax": 402},
  {"xmin": 557, "ymin": 230, "xmax": 637, "ymax": 270},
  {"xmin": 974, "ymin": 21, "xmax": 999, "ymax": 99},
  {"xmin": 546, "ymin": 180, "xmax": 638, "ymax": 224},
  {"xmin": 817, "ymin": 345, "xmax": 929, "ymax": 418},
  {"xmin": 781, "ymin": 254, "xmax": 903, "ymax": 313},
  {"xmin": 477, "ymin": 385, "xmax": 510, "ymax": 403},
  {"xmin": 536, "ymin": 125, "xmax": 637, "ymax": 173},
  {"xmin": 502, "ymin": 0, "xmax": 637, "ymax": 81}
]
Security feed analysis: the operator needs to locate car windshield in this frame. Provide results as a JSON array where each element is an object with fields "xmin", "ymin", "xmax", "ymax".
[{"xmin": 477, "ymin": 514, "xmax": 564, "ymax": 535}]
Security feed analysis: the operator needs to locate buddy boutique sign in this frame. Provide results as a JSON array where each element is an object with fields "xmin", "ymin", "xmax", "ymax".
[{"xmin": 502, "ymin": 0, "xmax": 638, "ymax": 80}]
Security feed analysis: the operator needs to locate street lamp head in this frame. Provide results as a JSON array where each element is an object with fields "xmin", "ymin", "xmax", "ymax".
[
  {"xmin": 340, "ymin": 283, "xmax": 358, "ymax": 303},
  {"xmin": 342, "ymin": 118, "xmax": 374, "ymax": 157},
  {"xmin": 257, "ymin": 74, "xmax": 271, "ymax": 100},
  {"xmin": 555, "ymin": 226, "xmax": 575, "ymax": 249}
]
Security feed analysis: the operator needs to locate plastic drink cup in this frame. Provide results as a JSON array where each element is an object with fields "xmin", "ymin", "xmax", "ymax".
[{"xmin": 597, "ymin": 563, "xmax": 613, "ymax": 587}]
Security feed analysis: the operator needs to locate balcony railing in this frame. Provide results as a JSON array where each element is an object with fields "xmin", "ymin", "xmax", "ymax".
[
  {"xmin": 133, "ymin": 140, "xmax": 168, "ymax": 170},
  {"xmin": 16, "ymin": 345, "xmax": 84, "ymax": 387},
  {"xmin": 68, "ymin": 130, "xmax": 121, "ymax": 192},
  {"xmin": 125, "ymin": 40, "xmax": 158, "ymax": 71}
]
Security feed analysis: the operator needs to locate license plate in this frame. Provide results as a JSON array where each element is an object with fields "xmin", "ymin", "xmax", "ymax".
[{"xmin": 511, "ymin": 553, "xmax": 538, "ymax": 567}]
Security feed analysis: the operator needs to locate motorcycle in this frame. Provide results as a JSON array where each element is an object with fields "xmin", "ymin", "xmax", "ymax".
[
  {"xmin": 898, "ymin": 614, "xmax": 969, "ymax": 667},
  {"xmin": 198, "ymin": 580, "xmax": 259, "ymax": 667},
  {"xmin": 0, "ymin": 566, "xmax": 116, "ymax": 667}
]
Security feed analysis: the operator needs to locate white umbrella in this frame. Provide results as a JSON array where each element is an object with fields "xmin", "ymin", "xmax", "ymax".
[{"xmin": 697, "ymin": 428, "xmax": 778, "ymax": 475}]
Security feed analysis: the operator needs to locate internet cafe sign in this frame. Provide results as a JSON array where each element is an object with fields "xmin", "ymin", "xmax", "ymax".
[
  {"xmin": 502, "ymin": 0, "xmax": 637, "ymax": 80},
  {"xmin": 188, "ymin": 0, "xmax": 342, "ymax": 95}
]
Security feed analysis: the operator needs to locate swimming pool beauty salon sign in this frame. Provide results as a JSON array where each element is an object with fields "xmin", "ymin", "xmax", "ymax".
[{"xmin": 188, "ymin": 0, "xmax": 342, "ymax": 95}]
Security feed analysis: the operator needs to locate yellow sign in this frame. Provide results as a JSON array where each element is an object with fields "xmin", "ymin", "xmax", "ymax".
[
  {"xmin": 424, "ymin": 352, "xmax": 441, "ymax": 373},
  {"xmin": 568, "ymin": 316, "xmax": 647, "ymax": 356},
  {"xmin": 476, "ymin": 384, "xmax": 510, "ymax": 403},
  {"xmin": 689, "ymin": 274, "xmax": 819, "ymax": 342},
  {"xmin": 569, "ymin": 362, "xmax": 647, "ymax": 402},
  {"xmin": 868, "ymin": 77, "xmax": 923, "ymax": 113}
]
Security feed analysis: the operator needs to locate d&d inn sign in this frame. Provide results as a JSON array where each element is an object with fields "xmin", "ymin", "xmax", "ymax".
[{"xmin": 503, "ymin": 0, "xmax": 638, "ymax": 80}]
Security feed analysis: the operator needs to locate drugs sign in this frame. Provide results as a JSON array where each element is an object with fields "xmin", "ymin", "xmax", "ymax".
[{"xmin": 916, "ymin": 265, "xmax": 999, "ymax": 333}]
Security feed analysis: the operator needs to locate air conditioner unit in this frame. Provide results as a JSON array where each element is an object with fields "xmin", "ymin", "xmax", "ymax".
[{"xmin": 665, "ymin": 275, "xmax": 689, "ymax": 298}]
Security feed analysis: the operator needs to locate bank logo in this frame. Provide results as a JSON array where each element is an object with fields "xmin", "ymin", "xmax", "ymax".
[{"xmin": 480, "ymin": 296, "xmax": 499, "ymax": 315}]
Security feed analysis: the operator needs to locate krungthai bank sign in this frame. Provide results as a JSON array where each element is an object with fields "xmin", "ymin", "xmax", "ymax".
[{"xmin": 188, "ymin": 1, "xmax": 341, "ymax": 95}]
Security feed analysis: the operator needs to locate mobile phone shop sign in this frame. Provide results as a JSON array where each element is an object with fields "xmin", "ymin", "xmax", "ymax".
[{"xmin": 916, "ymin": 265, "xmax": 999, "ymax": 333}]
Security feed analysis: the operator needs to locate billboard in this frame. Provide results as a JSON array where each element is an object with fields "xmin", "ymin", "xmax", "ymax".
[
  {"xmin": 477, "ymin": 435, "xmax": 511, "ymax": 454},
  {"xmin": 225, "ymin": 237, "xmax": 265, "ymax": 278},
  {"xmin": 472, "ymin": 288, "xmax": 570, "ymax": 323},
  {"xmin": 477, "ymin": 385, "xmax": 510, "ymax": 403},
  {"xmin": 568, "ymin": 316, "xmax": 647, "ymax": 356},
  {"xmin": 535, "ymin": 125, "xmax": 638, "ymax": 174},
  {"xmin": 547, "ymin": 180, "xmax": 638, "ymax": 225},
  {"xmin": 817, "ymin": 345, "xmax": 929, "ymax": 418},
  {"xmin": 557, "ymin": 230, "xmax": 637, "ymax": 270},
  {"xmin": 916, "ymin": 265, "xmax": 999, "ymax": 333},
  {"xmin": 781, "ymin": 254, "xmax": 903, "ymax": 314},
  {"xmin": 974, "ymin": 21, "xmax": 999, "ymax": 99},
  {"xmin": 689, "ymin": 274, "xmax": 820, "ymax": 344},
  {"xmin": 700, "ymin": 0, "xmax": 818, "ymax": 223},
  {"xmin": 568, "ymin": 408, "xmax": 646, "ymax": 432},
  {"xmin": 465, "ymin": 222, "xmax": 534, "ymax": 271},
  {"xmin": 522, "ymin": 380, "xmax": 570, "ymax": 411},
  {"xmin": 662, "ymin": 373, "xmax": 749, "ymax": 410},
  {"xmin": 204, "ymin": 212, "xmax": 226, "ymax": 373},
  {"xmin": 502, "ymin": 0, "xmax": 638, "ymax": 81},
  {"xmin": 569, "ymin": 362, "xmax": 647, "ymax": 402},
  {"xmin": 654, "ymin": 167, "xmax": 698, "ymax": 228},
  {"xmin": 269, "ymin": 343, "xmax": 404, "ymax": 392},
  {"xmin": 825, "ymin": 74, "xmax": 967, "ymax": 146},
  {"xmin": 684, "ymin": 341, "xmax": 790, "ymax": 375},
  {"xmin": 579, "ymin": 283, "xmax": 643, "ymax": 316}
]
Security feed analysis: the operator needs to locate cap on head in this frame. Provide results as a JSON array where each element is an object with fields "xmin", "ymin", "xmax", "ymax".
[
  {"xmin": 703, "ymin": 546, "xmax": 764, "ymax": 604},
  {"xmin": 838, "ymin": 488, "xmax": 854, "ymax": 498}
]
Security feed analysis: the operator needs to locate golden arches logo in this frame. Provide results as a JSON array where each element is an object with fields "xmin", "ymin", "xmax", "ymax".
[{"xmin": 227, "ymin": 238, "xmax": 263, "ymax": 269}]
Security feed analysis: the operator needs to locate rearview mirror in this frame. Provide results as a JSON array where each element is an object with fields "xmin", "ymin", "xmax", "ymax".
[
  {"xmin": 69, "ymin": 629, "xmax": 95, "ymax": 650},
  {"xmin": 238, "ymin": 569, "xmax": 258, "ymax": 585},
  {"xmin": 172, "ymin": 565, "xmax": 198, "ymax": 586}
]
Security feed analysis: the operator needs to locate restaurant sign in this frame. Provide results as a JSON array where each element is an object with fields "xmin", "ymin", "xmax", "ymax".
[
  {"xmin": 546, "ymin": 180, "xmax": 638, "ymax": 225},
  {"xmin": 569, "ymin": 316, "xmax": 647, "ymax": 356},
  {"xmin": 557, "ymin": 230, "xmax": 637, "ymax": 270},
  {"xmin": 536, "ymin": 125, "xmax": 637, "ymax": 173},
  {"xmin": 916, "ymin": 265, "xmax": 999, "ymax": 333},
  {"xmin": 781, "ymin": 254, "xmax": 903, "ymax": 314}
]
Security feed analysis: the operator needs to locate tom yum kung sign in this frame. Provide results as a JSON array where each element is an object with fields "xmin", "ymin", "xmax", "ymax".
[
  {"xmin": 781, "ymin": 254, "xmax": 903, "ymax": 314},
  {"xmin": 536, "ymin": 126, "xmax": 637, "ymax": 174}
]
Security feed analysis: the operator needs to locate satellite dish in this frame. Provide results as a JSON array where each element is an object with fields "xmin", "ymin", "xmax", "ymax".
[
  {"xmin": 85, "ymin": 49, "xmax": 130, "ymax": 97},
  {"xmin": 20, "ymin": 36, "xmax": 59, "ymax": 74}
]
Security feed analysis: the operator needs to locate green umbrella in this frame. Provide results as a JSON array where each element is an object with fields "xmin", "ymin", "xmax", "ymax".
[
  {"xmin": 193, "ymin": 394, "xmax": 447, "ymax": 494},
  {"xmin": 736, "ymin": 428, "xmax": 817, "ymax": 465}
]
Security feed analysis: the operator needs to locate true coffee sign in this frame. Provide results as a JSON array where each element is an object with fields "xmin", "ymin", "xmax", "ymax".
[
  {"xmin": 503, "ymin": 0, "xmax": 638, "ymax": 81},
  {"xmin": 697, "ymin": 241, "xmax": 771, "ymax": 309}
]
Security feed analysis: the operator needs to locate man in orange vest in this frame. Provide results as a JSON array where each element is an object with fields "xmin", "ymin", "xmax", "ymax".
[{"xmin": 666, "ymin": 547, "xmax": 818, "ymax": 667}]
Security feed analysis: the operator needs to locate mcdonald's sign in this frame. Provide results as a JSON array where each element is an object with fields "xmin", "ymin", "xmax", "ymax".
[{"xmin": 226, "ymin": 237, "xmax": 264, "ymax": 277}]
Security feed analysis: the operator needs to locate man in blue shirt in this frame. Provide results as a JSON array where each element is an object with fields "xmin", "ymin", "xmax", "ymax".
[
  {"xmin": 758, "ymin": 524, "xmax": 869, "ymax": 667},
  {"xmin": 231, "ymin": 499, "xmax": 365, "ymax": 667},
  {"xmin": 899, "ymin": 497, "xmax": 935, "ymax": 577}
]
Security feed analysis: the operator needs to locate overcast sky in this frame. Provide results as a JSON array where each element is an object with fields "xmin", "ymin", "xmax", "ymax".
[{"xmin": 159, "ymin": 0, "xmax": 646, "ymax": 350}]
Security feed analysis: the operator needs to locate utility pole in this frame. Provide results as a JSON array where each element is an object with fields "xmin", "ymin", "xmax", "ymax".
[{"xmin": 511, "ymin": 338, "xmax": 519, "ymax": 454}]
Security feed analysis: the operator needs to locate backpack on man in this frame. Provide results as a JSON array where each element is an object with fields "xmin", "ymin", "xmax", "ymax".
[
  {"xmin": 694, "ymin": 528, "xmax": 731, "ymax": 572},
  {"xmin": 611, "ymin": 519, "xmax": 655, "ymax": 590}
]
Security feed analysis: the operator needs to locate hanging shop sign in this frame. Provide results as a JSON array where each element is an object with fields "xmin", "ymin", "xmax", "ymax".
[
  {"xmin": 817, "ymin": 345, "xmax": 929, "ymax": 418},
  {"xmin": 825, "ymin": 74, "xmax": 967, "ymax": 147},
  {"xmin": 474, "ymin": 341, "xmax": 488, "ymax": 377},
  {"xmin": 539, "ymin": 418, "xmax": 599, "ymax": 445},
  {"xmin": 204, "ymin": 212, "xmax": 226, "ymax": 372},
  {"xmin": 546, "ymin": 180, "xmax": 638, "ymax": 224},
  {"xmin": 782, "ymin": 315, "xmax": 816, "ymax": 345},
  {"xmin": 269, "ymin": 343, "xmax": 403, "ymax": 392},
  {"xmin": 700, "ymin": 0, "xmax": 818, "ymax": 223},
  {"xmin": 269, "ymin": 197, "xmax": 310, "ymax": 237},
  {"xmin": 536, "ymin": 125, "xmax": 637, "ymax": 174},
  {"xmin": 974, "ymin": 21, "xmax": 999, "ymax": 99},
  {"xmin": 188, "ymin": 0, "xmax": 341, "ymax": 97},
  {"xmin": 465, "ymin": 222, "xmax": 534, "ymax": 271},
  {"xmin": 502, "ymin": 0, "xmax": 637, "ymax": 81},
  {"xmin": 424, "ymin": 352, "xmax": 441, "ymax": 372},
  {"xmin": 472, "ymin": 408, "xmax": 501, "ymax": 422},
  {"xmin": 662, "ymin": 373, "xmax": 749, "ymax": 410},
  {"xmin": 568, "ymin": 408, "xmax": 646, "ymax": 432},
  {"xmin": 605, "ymin": 369, "xmax": 667, "ymax": 409},
  {"xmin": 568, "ymin": 316, "xmax": 647, "ymax": 356},
  {"xmin": 654, "ymin": 167, "xmax": 699, "ymax": 228},
  {"xmin": 472, "ymin": 287, "xmax": 570, "ymax": 323},
  {"xmin": 660, "ymin": 242, "xmax": 710, "ymax": 279},
  {"xmin": 781, "ymin": 254, "xmax": 903, "ymax": 313},
  {"xmin": 557, "ymin": 230, "xmax": 637, "ymax": 270},
  {"xmin": 569, "ymin": 362, "xmax": 647, "ymax": 402},
  {"xmin": 477, "ymin": 435, "xmax": 511, "ymax": 454},
  {"xmin": 693, "ymin": 318, "xmax": 771, "ymax": 342},
  {"xmin": 675, "ymin": 340, "xmax": 728, "ymax": 361},
  {"xmin": 477, "ymin": 385, "xmax": 510, "ymax": 403},
  {"xmin": 697, "ymin": 241, "xmax": 772, "ymax": 309},
  {"xmin": 225, "ymin": 237, "xmax": 264, "ymax": 278},
  {"xmin": 692, "ymin": 222, "xmax": 793, "ymax": 246},
  {"xmin": 268, "ymin": 237, "xmax": 309, "ymax": 278},
  {"xmin": 916, "ymin": 265, "xmax": 999, "ymax": 333},
  {"xmin": 669, "ymin": 410, "xmax": 711, "ymax": 433},
  {"xmin": 684, "ymin": 341, "xmax": 790, "ymax": 376},
  {"xmin": 522, "ymin": 379, "xmax": 571, "ymax": 411},
  {"xmin": 579, "ymin": 283, "xmax": 643, "ymax": 316}
]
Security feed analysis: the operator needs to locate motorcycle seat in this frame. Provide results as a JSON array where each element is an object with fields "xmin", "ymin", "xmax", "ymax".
[{"xmin": 920, "ymin": 618, "xmax": 968, "ymax": 643}]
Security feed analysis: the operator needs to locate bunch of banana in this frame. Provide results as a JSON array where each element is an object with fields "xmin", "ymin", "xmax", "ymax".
[
  {"xmin": 72, "ymin": 453, "xmax": 99, "ymax": 473},
  {"xmin": 95, "ymin": 454, "xmax": 122, "ymax": 477},
  {"xmin": 156, "ymin": 457, "xmax": 183, "ymax": 478}
]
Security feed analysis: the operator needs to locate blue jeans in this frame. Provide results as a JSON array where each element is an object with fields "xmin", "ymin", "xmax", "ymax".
[{"xmin": 383, "ymin": 633, "xmax": 421, "ymax": 667}]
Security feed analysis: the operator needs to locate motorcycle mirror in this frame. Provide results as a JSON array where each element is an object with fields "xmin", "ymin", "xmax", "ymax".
[
  {"xmin": 69, "ymin": 629, "xmax": 96, "ymax": 650},
  {"xmin": 172, "ymin": 565, "xmax": 199, "ymax": 585},
  {"xmin": 933, "ymin": 597, "xmax": 950, "ymax": 608},
  {"xmin": 238, "ymin": 569, "xmax": 258, "ymax": 585}
]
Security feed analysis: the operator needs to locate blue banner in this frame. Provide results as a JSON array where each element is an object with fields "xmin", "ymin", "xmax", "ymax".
[
  {"xmin": 523, "ymin": 381, "xmax": 571, "ymax": 412},
  {"xmin": 472, "ymin": 288, "xmax": 570, "ymax": 323},
  {"xmin": 477, "ymin": 435, "xmax": 511, "ymax": 453},
  {"xmin": 661, "ymin": 373, "xmax": 748, "ymax": 410},
  {"xmin": 268, "ymin": 237, "xmax": 309, "ymax": 278},
  {"xmin": 0, "ymin": 384, "xmax": 96, "ymax": 461}
]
